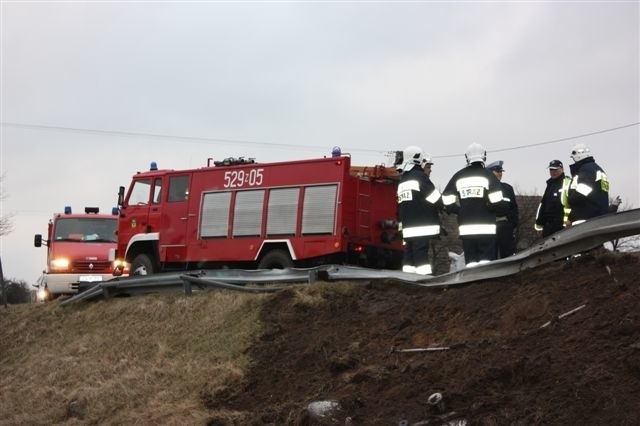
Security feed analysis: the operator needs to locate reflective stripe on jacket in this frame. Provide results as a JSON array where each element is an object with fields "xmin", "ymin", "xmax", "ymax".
[
  {"xmin": 397, "ymin": 166, "xmax": 443, "ymax": 238},
  {"xmin": 535, "ymin": 174, "xmax": 571, "ymax": 231},
  {"xmin": 442, "ymin": 162, "xmax": 503, "ymax": 236},
  {"xmin": 567, "ymin": 158, "xmax": 609, "ymax": 222}
]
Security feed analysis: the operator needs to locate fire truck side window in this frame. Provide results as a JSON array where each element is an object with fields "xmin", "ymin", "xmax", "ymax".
[
  {"xmin": 153, "ymin": 178, "xmax": 162, "ymax": 204},
  {"xmin": 128, "ymin": 179, "xmax": 152, "ymax": 206},
  {"xmin": 168, "ymin": 176, "xmax": 189, "ymax": 202}
]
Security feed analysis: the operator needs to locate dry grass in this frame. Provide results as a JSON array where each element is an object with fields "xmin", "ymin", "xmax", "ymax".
[{"xmin": 0, "ymin": 290, "xmax": 266, "ymax": 425}]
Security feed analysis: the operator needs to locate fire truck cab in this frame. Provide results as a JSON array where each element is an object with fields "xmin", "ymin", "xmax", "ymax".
[
  {"xmin": 34, "ymin": 206, "xmax": 124, "ymax": 300},
  {"xmin": 114, "ymin": 155, "xmax": 403, "ymax": 275}
]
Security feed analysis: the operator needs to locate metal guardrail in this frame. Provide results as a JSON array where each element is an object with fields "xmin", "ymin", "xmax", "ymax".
[
  {"xmin": 418, "ymin": 208, "xmax": 640, "ymax": 287},
  {"xmin": 60, "ymin": 209, "xmax": 640, "ymax": 306}
]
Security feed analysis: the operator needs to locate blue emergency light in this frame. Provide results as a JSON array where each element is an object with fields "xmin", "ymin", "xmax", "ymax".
[
  {"xmin": 150, "ymin": 161, "xmax": 158, "ymax": 171},
  {"xmin": 64, "ymin": 206, "xmax": 72, "ymax": 214}
]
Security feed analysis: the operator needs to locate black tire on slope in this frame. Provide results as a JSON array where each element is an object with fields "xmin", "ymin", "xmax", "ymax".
[
  {"xmin": 131, "ymin": 254, "xmax": 156, "ymax": 275},
  {"xmin": 257, "ymin": 249, "xmax": 293, "ymax": 269}
]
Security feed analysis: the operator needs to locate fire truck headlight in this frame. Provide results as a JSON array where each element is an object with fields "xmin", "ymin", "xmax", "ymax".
[
  {"xmin": 50, "ymin": 258, "xmax": 70, "ymax": 271},
  {"xmin": 37, "ymin": 289, "xmax": 48, "ymax": 301},
  {"xmin": 112, "ymin": 260, "xmax": 129, "ymax": 276}
]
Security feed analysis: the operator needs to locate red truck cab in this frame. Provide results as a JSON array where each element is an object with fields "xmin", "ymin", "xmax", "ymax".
[{"xmin": 34, "ymin": 206, "xmax": 125, "ymax": 300}]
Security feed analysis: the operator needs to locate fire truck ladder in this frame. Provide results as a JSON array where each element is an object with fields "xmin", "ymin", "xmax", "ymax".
[{"xmin": 356, "ymin": 178, "xmax": 372, "ymax": 238}]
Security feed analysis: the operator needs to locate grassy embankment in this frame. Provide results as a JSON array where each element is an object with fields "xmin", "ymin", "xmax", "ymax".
[{"xmin": 0, "ymin": 291, "xmax": 266, "ymax": 425}]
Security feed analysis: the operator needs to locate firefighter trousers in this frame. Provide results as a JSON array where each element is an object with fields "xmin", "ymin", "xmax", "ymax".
[
  {"xmin": 495, "ymin": 221, "xmax": 516, "ymax": 259},
  {"xmin": 403, "ymin": 236, "xmax": 432, "ymax": 270},
  {"xmin": 462, "ymin": 235, "xmax": 496, "ymax": 265}
]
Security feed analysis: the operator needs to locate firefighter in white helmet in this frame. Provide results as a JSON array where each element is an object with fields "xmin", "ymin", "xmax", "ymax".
[
  {"xmin": 441, "ymin": 143, "xmax": 504, "ymax": 267},
  {"xmin": 566, "ymin": 143, "xmax": 609, "ymax": 226},
  {"xmin": 396, "ymin": 145, "xmax": 443, "ymax": 275}
]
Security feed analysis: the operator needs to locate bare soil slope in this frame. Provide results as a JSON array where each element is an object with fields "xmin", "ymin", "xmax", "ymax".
[{"xmin": 206, "ymin": 252, "xmax": 640, "ymax": 425}]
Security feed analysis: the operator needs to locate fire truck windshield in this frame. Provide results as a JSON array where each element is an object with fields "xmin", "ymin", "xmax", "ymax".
[{"xmin": 53, "ymin": 218, "xmax": 118, "ymax": 243}]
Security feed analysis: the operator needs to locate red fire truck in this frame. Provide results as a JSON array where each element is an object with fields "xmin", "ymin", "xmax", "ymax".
[
  {"xmin": 113, "ymin": 154, "xmax": 403, "ymax": 275},
  {"xmin": 34, "ymin": 206, "xmax": 125, "ymax": 300}
]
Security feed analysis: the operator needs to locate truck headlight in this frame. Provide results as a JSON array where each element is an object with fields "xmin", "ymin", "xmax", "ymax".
[
  {"xmin": 37, "ymin": 289, "xmax": 48, "ymax": 301},
  {"xmin": 112, "ymin": 260, "xmax": 129, "ymax": 276},
  {"xmin": 50, "ymin": 258, "xmax": 70, "ymax": 271}
]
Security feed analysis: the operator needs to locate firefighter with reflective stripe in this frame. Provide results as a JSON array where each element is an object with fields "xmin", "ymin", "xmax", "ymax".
[
  {"xmin": 535, "ymin": 160, "xmax": 571, "ymax": 237},
  {"xmin": 442, "ymin": 143, "xmax": 503, "ymax": 267},
  {"xmin": 566, "ymin": 143, "xmax": 609, "ymax": 226},
  {"xmin": 396, "ymin": 145, "xmax": 443, "ymax": 275},
  {"xmin": 487, "ymin": 160, "xmax": 519, "ymax": 258}
]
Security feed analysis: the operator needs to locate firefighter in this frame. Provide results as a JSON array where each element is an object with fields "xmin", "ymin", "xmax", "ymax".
[
  {"xmin": 566, "ymin": 143, "xmax": 609, "ymax": 226},
  {"xmin": 487, "ymin": 160, "xmax": 519, "ymax": 258},
  {"xmin": 442, "ymin": 143, "xmax": 503, "ymax": 267},
  {"xmin": 534, "ymin": 160, "xmax": 571, "ymax": 237},
  {"xmin": 396, "ymin": 145, "xmax": 443, "ymax": 275}
]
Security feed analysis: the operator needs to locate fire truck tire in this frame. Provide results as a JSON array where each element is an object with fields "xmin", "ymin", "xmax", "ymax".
[
  {"xmin": 258, "ymin": 249, "xmax": 293, "ymax": 269},
  {"xmin": 131, "ymin": 254, "xmax": 155, "ymax": 275},
  {"xmin": 46, "ymin": 289, "xmax": 59, "ymax": 302}
]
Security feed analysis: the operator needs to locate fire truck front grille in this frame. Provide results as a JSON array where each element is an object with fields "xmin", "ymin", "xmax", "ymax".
[{"xmin": 73, "ymin": 261, "xmax": 111, "ymax": 272}]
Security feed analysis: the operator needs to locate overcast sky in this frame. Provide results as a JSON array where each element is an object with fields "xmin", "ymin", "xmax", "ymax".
[{"xmin": 1, "ymin": 1, "xmax": 638, "ymax": 284}]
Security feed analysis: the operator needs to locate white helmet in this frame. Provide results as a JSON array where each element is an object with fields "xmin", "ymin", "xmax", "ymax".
[
  {"xmin": 570, "ymin": 143, "xmax": 592, "ymax": 162},
  {"xmin": 465, "ymin": 143, "xmax": 486, "ymax": 165},
  {"xmin": 401, "ymin": 145, "xmax": 431, "ymax": 172}
]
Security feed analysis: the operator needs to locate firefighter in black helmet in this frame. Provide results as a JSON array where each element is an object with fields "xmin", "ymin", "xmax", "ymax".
[
  {"xmin": 534, "ymin": 160, "xmax": 571, "ymax": 237},
  {"xmin": 486, "ymin": 160, "xmax": 518, "ymax": 259}
]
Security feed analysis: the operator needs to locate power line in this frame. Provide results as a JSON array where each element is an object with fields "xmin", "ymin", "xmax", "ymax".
[
  {"xmin": 435, "ymin": 122, "xmax": 640, "ymax": 158},
  {"xmin": 2, "ymin": 120, "xmax": 638, "ymax": 158},
  {"xmin": 0, "ymin": 121, "xmax": 380, "ymax": 154}
]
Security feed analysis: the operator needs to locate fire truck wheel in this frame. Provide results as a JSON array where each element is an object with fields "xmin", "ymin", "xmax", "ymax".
[
  {"xmin": 258, "ymin": 249, "xmax": 293, "ymax": 269},
  {"xmin": 131, "ymin": 254, "xmax": 155, "ymax": 275}
]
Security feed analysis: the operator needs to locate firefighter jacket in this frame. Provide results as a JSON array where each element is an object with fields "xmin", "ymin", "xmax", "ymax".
[
  {"xmin": 493, "ymin": 181, "xmax": 519, "ymax": 227},
  {"xmin": 535, "ymin": 174, "xmax": 571, "ymax": 232},
  {"xmin": 567, "ymin": 157, "xmax": 609, "ymax": 224},
  {"xmin": 441, "ymin": 162, "xmax": 503, "ymax": 236},
  {"xmin": 397, "ymin": 166, "xmax": 443, "ymax": 238}
]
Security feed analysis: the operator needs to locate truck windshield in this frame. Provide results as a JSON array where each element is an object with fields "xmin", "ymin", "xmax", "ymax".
[{"xmin": 53, "ymin": 218, "xmax": 118, "ymax": 243}]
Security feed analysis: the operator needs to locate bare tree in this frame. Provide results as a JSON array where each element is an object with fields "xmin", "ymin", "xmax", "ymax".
[
  {"xmin": 608, "ymin": 199, "xmax": 639, "ymax": 252},
  {"xmin": 511, "ymin": 186, "xmax": 543, "ymax": 250},
  {"xmin": 0, "ymin": 174, "xmax": 14, "ymax": 236},
  {"xmin": 0, "ymin": 278, "xmax": 32, "ymax": 304}
]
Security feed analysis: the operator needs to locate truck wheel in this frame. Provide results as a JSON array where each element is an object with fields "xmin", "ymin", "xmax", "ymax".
[
  {"xmin": 258, "ymin": 249, "xmax": 293, "ymax": 269},
  {"xmin": 45, "ymin": 288, "xmax": 58, "ymax": 302},
  {"xmin": 131, "ymin": 254, "xmax": 155, "ymax": 275}
]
